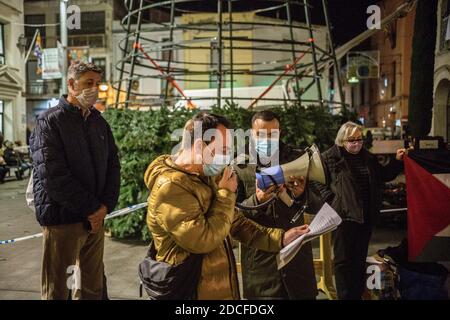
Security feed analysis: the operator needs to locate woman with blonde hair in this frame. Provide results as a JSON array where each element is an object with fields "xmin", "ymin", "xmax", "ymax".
[{"xmin": 314, "ymin": 121, "xmax": 407, "ymax": 299}]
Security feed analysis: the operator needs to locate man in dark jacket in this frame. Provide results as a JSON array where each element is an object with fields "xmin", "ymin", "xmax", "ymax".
[
  {"xmin": 235, "ymin": 110, "xmax": 318, "ymax": 300},
  {"xmin": 30, "ymin": 60, "xmax": 120, "ymax": 300}
]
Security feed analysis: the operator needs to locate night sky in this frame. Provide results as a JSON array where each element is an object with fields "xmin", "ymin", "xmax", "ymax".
[
  {"xmin": 114, "ymin": 0, "xmax": 377, "ymax": 46},
  {"xmin": 325, "ymin": 0, "xmax": 377, "ymax": 45}
]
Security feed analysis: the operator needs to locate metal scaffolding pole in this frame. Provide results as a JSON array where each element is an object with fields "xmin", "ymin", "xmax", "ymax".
[
  {"xmin": 217, "ymin": 0, "xmax": 223, "ymax": 108},
  {"xmin": 125, "ymin": 0, "xmax": 144, "ymax": 109},
  {"xmin": 115, "ymin": 0, "xmax": 345, "ymax": 110},
  {"xmin": 285, "ymin": 0, "xmax": 301, "ymax": 99},
  {"xmin": 321, "ymin": 0, "xmax": 345, "ymax": 110},
  {"xmin": 303, "ymin": 0, "xmax": 324, "ymax": 107},
  {"xmin": 164, "ymin": 0, "xmax": 176, "ymax": 104},
  {"xmin": 115, "ymin": 0, "xmax": 135, "ymax": 108},
  {"xmin": 228, "ymin": 0, "xmax": 234, "ymax": 105}
]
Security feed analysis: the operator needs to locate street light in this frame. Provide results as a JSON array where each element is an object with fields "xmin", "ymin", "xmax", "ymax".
[
  {"xmin": 99, "ymin": 83, "xmax": 109, "ymax": 92},
  {"xmin": 348, "ymin": 76, "xmax": 359, "ymax": 84}
]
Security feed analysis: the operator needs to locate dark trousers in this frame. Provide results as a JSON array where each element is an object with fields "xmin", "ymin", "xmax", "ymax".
[
  {"xmin": 333, "ymin": 220, "xmax": 372, "ymax": 300},
  {"xmin": 0, "ymin": 166, "xmax": 7, "ymax": 182}
]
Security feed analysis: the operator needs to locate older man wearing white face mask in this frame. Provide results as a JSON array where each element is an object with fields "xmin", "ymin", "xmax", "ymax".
[
  {"xmin": 30, "ymin": 60, "xmax": 120, "ymax": 299},
  {"xmin": 313, "ymin": 121, "xmax": 407, "ymax": 300}
]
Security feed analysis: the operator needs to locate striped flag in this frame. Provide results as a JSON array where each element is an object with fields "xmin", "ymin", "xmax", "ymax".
[
  {"xmin": 33, "ymin": 30, "xmax": 43, "ymax": 75},
  {"xmin": 405, "ymin": 150, "xmax": 450, "ymax": 262}
]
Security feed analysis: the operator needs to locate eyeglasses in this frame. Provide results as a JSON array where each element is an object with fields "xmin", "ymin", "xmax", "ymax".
[{"xmin": 345, "ymin": 138, "xmax": 363, "ymax": 143}]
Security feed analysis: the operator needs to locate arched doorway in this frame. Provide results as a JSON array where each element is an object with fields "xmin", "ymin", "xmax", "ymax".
[{"xmin": 434, "ymin": 79, "xmax": 450, "ymax": 142}]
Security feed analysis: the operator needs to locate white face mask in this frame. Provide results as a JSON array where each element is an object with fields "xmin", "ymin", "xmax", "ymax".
[
  {"xmin": 202, "ymin": 153, "xmax": 232, "ymax": 176},
  {"xmin": 201, "ymin": 142, "xmax": 232, "ymax": 176},
  {"xmin": 75, "ymin": 87, "xmax": 98, "ymax": 108}
]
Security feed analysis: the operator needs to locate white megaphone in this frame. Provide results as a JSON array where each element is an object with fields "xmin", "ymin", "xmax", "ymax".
[{"xmin": 255, "ymin": 144, "xmax": 327, "ymax": 190}]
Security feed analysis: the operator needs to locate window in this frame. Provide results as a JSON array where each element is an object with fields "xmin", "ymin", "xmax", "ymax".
[
  {"xmin": 57, "ymin": 11, "xmax": 105, "ymax": 36},
  {"xmin": 0, "ymin": 100, "xmax": 4, "ymax": 134},
  {"xmin": 441, "ymin": 0, "xmax": 450, "ymax": 51},
  {"xmin": 149, "ymin": 9, "xmax": 170, "ymax": 23},
  {"xmin": 0, "ymin": 24, "xmax": 5, "ymax": 65},
  {"xmin": 391, "ymin": 61, "xmax": 396, "ymax": 98},
  {"xmin": 91, "ymin": 57, "xmax": 106, "ymax": 79},
  {"xmin": 389, "ymin": 20, "xmax": 397, "ymax": 49},
  {"xmin": 56, "ymin": 11, "xmax": 105, "ymax": 47},
  {"xmin": 26, "ymin": 60, "xmax": 44, "ymax": 95},
  {"xmin": 160, "ymin": 38, "xmax": 172, "ymax": 62},
  {"xmin": 25, "ymin": 15, "xmax": 46, "ymax": 48}
]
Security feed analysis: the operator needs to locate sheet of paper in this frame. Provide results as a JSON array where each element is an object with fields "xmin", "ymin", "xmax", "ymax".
[
  {"xmin": 276, "ymin": 202, "xmax": 342, "ymax": 270},
  {"xmin": 366, "ymin": 256, "xmax": 384, "ymax": 265}
]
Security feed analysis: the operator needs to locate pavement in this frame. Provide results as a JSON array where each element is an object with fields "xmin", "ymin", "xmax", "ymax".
[{"xmin": 0, "ymin": 176, "xmax": 420, "ymax": 300}]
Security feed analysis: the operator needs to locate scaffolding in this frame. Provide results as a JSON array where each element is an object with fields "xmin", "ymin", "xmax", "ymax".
[{"xmin": 114, "ymin": 0, "xmax": 345, "ymax": 110}]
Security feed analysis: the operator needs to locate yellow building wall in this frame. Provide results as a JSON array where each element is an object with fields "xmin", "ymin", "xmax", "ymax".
[{"xmin": 180, "ymin": 12, "xmax": 254, "ymax": 90}]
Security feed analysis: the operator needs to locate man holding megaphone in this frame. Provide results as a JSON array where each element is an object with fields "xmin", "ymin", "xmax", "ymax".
[{"xmin": 234, "ymin": 110, "xmax": 323, "ymax": 300}]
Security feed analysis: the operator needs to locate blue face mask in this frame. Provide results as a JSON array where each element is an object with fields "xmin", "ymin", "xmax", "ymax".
[
  {"xmin": 202, "ymin": 153, "xmax": 231, "ymax": 176},
  {"xmin": 255, "ymin": 138, "xmax": 279, "ymax": 158}
]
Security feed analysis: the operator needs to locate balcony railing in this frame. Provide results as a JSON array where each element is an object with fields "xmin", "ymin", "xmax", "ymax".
[
  {"xmin": 68, "ymin": 34, "xmax": 105, "ymax": 48},
  {"xmin": 26, "ymin": 80, "xmax": 60, "ymax": 96},
  {"xmin": 27, "ymin": 81, "xmax": 46, "ymax": 96}
]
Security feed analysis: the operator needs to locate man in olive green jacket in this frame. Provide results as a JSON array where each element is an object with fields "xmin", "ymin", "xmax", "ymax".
[{"xmin": 235, "ymin": 110, "xmax": 319, "ymax": 300}]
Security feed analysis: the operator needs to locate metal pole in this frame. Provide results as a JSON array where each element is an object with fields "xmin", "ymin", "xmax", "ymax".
[
  {"xmin": 164, "ymin": 0, "xmax": 176, "ymax": 104},
  {"xmin": 60, "ymin": 0, "xmax": 68, "ymax": 95},
  {"xmin": 321, "ymin": 0, "xmax": 345, "ymax": 110},
  {"xmin": 249, "ymin": 50, "xmax": 309, "ymax": 109},
  {"xmin": 228, "ymin": 0, "xmax": 234, "ymax": 105},
  {"xmin": 217, "ymin": 0, "xmax": 223, "ymax": 108},
  {"xmin": 115, "ymin": 0, "xmax": 135, "ymax": 108},
  {"xmin": 285, "ymin": 0, "xmax": 300, "ymax": 101},
  {"xmin": 136, "ymin": 44, "xmax": 192, "ymax": 105},
  {"xmin": 24, "ymin": 29, "xmax": 39, "ymax": 63},
  {"xmin": 303, "ymin": 0, "xmax": 323, "ymax": 107},
  {"xmin": 125, "ymin": 0, "xmax": 144, "ymax": 109}
]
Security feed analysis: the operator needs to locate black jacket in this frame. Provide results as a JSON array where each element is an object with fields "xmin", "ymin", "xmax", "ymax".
[
  {"xmin": 30, "ymin": 95, "xmax": 121, "ymax": 226},
  {"xmin": 314, "ymin": 145, "xmax": 403, "ymax": 225},
  {"xmin": 235, "ymin": 142, "xmax": 320, "ymax": 299}
]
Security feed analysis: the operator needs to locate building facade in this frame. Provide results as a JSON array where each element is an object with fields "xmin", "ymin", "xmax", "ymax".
[
  {"xmin": 23, "ymin": 0, "xmax": 114, "ymax": 129},
  {"xmin": 433, "ymin": 0, "xmax": 450, "ymax": 141},
  {"xmin": 0, "ymin": 0, "xmax": 26, "ymax": 144},
  {"xmin": 368, "ymin": 0, "xmax": 415, "ymax": 132}
]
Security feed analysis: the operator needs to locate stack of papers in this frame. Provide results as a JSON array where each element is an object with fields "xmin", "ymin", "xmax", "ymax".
[{"xmin": 276, "ymin": 202, "xmax": 342, "ymax": 270}]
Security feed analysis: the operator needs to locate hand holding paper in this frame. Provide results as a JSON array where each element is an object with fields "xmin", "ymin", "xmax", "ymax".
[{"xmin": 276, "ymin": 202, "xmax": 342, "ymax": 270}]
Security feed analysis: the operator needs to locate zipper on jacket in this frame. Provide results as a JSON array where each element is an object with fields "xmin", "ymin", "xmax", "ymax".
[{"xmin": 224, "ymin": 237, "xmax": 240, "ymax": 299}]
